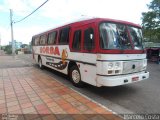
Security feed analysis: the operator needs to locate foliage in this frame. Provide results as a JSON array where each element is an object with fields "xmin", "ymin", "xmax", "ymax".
[
  {"xmin": 1, "ymin": 46, "xmax": 6, "ymax": 50},
  {"xmin": 4, "ymin": 45, "xmax": 12, "ymax": 54},
  {"xmin": 142, "ymin": 0, "xmax": 160, "ymax": 42}
]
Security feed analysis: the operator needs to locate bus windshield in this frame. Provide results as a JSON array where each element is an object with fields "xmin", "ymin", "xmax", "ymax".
[
  {"xmin": 99, "ymin": 22, "xmax": 143, "ymax": 50},
  {"xmin": 128, "ymin": 26, "xmax": 143, "ymax": 50}
]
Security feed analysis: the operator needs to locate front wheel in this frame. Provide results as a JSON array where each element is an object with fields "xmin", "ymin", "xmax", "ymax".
[{"xmin": 69, "ymin": 65, "xmax": 84, "ymax": 87}]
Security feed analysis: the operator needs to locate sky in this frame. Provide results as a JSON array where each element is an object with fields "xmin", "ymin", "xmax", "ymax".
[{"xmin": 0, "ymin": 0, "xmax": 152, "ymax": 45}]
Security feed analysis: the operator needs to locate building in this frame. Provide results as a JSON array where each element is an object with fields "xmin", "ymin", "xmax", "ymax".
[{"xmin": 9, "ymin": 40, "xmax": 22, "ymax": 49}]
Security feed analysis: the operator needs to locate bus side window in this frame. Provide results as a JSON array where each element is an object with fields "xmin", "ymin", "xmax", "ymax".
[
  {"xmin": 48, "ymin": 31, "xmax": 57, "ymax": 45},
  {"xmin": 72, "ymin": 30, "xmax": 81, "ymax": 50},
  {"xmin": 35, "ymin": 37, "xmax": 40, "ymax": 46},
  {"xmin": 84, "ymin": 28, "xmax": 95, "ymax": 50},
  {"xmin": 59, "ymin": 27, "xmax": 70, "ymax": 44},
  {"xmin": 40, "ymin": 35, "xmax": 47, "ymax": 45}
]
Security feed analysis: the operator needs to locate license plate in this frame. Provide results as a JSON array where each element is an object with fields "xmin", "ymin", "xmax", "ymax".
[{"xmin": 132, "ymin": 77, "xmax": 139, "ymax": 81}]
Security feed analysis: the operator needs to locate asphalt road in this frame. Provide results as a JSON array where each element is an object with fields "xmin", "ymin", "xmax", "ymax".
[{"xmin": 2, "ymin": 54, "xmax": 160, "ymax": 114}]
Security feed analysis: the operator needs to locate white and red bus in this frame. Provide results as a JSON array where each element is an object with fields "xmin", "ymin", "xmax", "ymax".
[{"xmin": 32, "ymin": 18, "xmax": 149, "ymax": 87}]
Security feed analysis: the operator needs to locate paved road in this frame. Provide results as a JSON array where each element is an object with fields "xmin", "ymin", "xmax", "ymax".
[{"xmin": 2, "ymin": 54, "xmax": 160, "ymax": 114}]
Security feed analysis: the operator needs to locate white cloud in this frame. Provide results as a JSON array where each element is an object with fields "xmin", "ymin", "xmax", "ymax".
[
  {"xmin": 0, "ymin": 26, "xmax": 45, "ymax": 45},
  {"xmin": 2, "ymin": 0, "xmax": 152, "ymax": 22},
  {"xmin": 39, "ymin": 0, "xmax": 152, "ymax": 24},
  {"xmin": 4, "ymin": 0, "xmax": 29, "ymax": 12},
  {"xmin": 13, "ymin": 26, "xmax": 44, "ymax": 43},
  {"xmin": 0, "ymin": 0, "xmax": 152, "ymax": 45},
  {"xmin": 0, "ymin": 5, "xmax": 4, "ymax": 11},
  {"xmin": 2, "ymin": 0, "xmax": 46, "ymax": 17},
  {"xmin": 0, "ymin": 27, "xmax": 11, "ymax": 45}
]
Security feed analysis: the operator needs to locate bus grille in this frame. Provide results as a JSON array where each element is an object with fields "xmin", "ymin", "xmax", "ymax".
[{"xmin": 122, "ymin": 60, "xmax": 143, "ymax": 74}]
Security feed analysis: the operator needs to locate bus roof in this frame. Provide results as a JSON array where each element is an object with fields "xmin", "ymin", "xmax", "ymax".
[{"xmin": 32, "ymin": 17, "xmax": 141, "ymax": 37}]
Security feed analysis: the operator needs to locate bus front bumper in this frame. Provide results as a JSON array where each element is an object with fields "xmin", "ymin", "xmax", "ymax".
[{"xmin": 96, "ymin": 71, "xmax": 149, "ymax": 87}]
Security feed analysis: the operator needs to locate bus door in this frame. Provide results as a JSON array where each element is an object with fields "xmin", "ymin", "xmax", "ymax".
[
  {"xmin": 70, "ymin": 25, "xmax": 83, "ymax": 60},
  {"xmin": 81, "ymin": 23, "xmax": 97, "ymax": 86}
]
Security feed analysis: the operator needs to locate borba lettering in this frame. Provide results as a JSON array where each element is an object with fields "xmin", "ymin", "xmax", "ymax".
[{"xmin": 40, "ymin": 46, "xmax": 60, "ymax": 56}]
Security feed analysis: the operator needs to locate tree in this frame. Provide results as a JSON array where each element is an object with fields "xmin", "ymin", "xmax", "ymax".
[
  {"xmin": 4, "ymin": 45, "xmax": 12, "ymax": 54},
  {"xmin": 142, "ymin": 0, "xmax": 160, "ymax": 42}
]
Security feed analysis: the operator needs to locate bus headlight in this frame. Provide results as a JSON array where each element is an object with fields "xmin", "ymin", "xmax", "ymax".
[
  {"xmin": 108, "ymin": 63, "xmax": 114, "ymax": 69},
  {"xmin": 115, "ymin": 62, "xmax": 120, "ymax": 69},
  {"xmin": 107, "ymin": 62, "xmax": 122, "ymax": 75}
]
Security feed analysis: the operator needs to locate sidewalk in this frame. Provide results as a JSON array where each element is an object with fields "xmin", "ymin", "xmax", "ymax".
[
  {"xmin": 0, "ymin": 66, "xmax": 122, "ymax": 120},
  {"xmin": 0, "ymin": 55, "xmax": 33, "ymax": 69}
]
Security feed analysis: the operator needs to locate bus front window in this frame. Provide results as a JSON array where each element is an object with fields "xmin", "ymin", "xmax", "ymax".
[
  {"xmin": 128, "ymin": 27, "xmax": 143, "ymax": 50},
  {"xmin": 100, "ymin": 23, "xmax": 132, "ymax": 50}
]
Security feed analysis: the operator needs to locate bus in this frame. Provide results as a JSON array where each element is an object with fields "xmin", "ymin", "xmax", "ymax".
[{"xmin": 31, "ymin": 17, "xmax": 149, "ymax": 87}]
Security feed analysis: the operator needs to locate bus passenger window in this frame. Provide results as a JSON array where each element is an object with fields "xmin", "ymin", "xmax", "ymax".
[
  {"xmin": 59, "ymin": 27, "xmax": 70, "ymax": 44},
  {"xmin": 84, "ymin": 28, "xmax": 95, "ymax": 50},
  {"xmin": 40, "ymin": 35, "xmax": 47, "ymax": 45},
  {"xmin": 48, "ymin": 32, "xmax": 57, "ymax": 45},
  {"xmin": 35, "ymin": 37, "xmax": 40, "ymax": 46},
  {"xmin": 72, "ymin": 30, "xmax": 81, "ymax": 50}
]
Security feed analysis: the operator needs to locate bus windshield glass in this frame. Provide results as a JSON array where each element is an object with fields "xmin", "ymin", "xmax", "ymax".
[
  {"xmin": 128, "ymin": 26, "xmax": 143, "ymax": 50},
  {"xmin": 99, "ymin": 22, "xmax": 143, "ymax": 50}
]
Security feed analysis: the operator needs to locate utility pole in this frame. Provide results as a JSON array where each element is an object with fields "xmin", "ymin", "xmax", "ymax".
[
  {"xmin": 0, "ymin": 33, "xmax": 1, "ymax": 50},
  {"xmin": 10, "ymin": 9, "xmax": 15, "ymax": 56}
]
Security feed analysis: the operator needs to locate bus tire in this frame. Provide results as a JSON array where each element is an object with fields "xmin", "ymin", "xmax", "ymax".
[
  {"xmin": 38, "ymin": 57, "xmax": 44, "ymax": 69},
  {"xmin": 69, "ymin": 65, "xmax": 84, "ymax": 87}
]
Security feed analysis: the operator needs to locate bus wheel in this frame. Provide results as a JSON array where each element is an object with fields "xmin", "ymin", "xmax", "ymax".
[
  {"xmin": 69, "ymin": 65, "xmax": 84, "ymax": 87},
  {"xmin": 38, "ymin": 57, "xmax": 44, "ymax": 69}
]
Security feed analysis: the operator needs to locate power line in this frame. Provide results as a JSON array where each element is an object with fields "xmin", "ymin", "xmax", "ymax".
[{"xmin": 14, "ymin": 0, "xmax": 49, "ymax": 24}]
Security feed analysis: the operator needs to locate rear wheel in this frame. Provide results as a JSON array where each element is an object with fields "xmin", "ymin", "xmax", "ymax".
[
  {"xmin": 69, "ymin": 65, "xmax": 84, "ymax": 87},
  {"xmin": 38, "ymin": 57, "xmax": 44, "ymax": 69}
]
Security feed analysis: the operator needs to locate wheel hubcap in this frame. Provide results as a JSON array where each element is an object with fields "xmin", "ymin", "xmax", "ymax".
[{"xmin": 72, "ymin": 70, "xmax": 80, "ymax": 83}]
